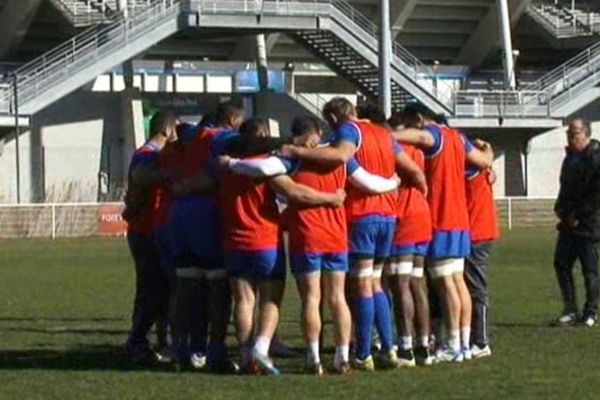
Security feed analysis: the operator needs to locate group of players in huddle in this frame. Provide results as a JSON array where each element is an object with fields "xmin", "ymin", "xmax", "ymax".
[{"xmin": 123, "ymin": 97, "xmax": 499, "ymax": 375}]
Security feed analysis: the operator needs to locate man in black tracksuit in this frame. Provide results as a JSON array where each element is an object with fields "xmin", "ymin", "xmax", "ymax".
[{"xmin": 554, "ymin": 119, "xmax": 600, "ymax": 327}]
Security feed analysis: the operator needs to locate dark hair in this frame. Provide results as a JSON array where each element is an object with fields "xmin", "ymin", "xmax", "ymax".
[
  {"xmin": 239, "ymin": 118, "xmax": 270, "ymax": 138},
  {"xmin": 402, "ymin": 102, "xmax": 438, "ymax": 123},
  {"xmin": 356, "ymin": 103, "xmax": 387, "ymax": 125},
  {"xmin": 199, "ymin": 112, "xmax": 217, "ymax": 128},
  {"xmin": 215, "ymin": 100, "xmax": 244, "ymax": 126},
  {"xmin": 149, "ymin": 111, "xmax": 177, "ymax": 137},
  {"xmin": 322, "ymin": 97, "xmax": 356, "ymax": 125},
  {"xmin": 291, "ymin": 116, "xmax": 321, "ymax": 137}
]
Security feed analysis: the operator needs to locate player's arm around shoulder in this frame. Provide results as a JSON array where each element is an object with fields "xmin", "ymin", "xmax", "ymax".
[
  {"xmin": 467, "ymin": 138, "xmax": 495, "ymax": 169},
  {"xmin": 347, "ymin": 157, "xmax": 400, "ymax": 194},
  {"xmin": 392, "ymin": 127, "xmax": 436, "ymax": 150},
  {"xmin": 269, "ymin": 174, "xmax": 346, "ymax": 207}
]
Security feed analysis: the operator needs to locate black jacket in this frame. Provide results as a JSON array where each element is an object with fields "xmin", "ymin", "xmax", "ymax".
[{"xmin": 555, "ymin": 139, "xmax": 600, "ymax": 240}]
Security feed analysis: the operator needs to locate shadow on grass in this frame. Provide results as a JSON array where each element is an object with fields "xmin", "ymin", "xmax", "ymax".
[
  {"xmin": 0, "ymin": 317, "xmax": 125, "ymax": 323},
  {"xmin": 0, "ymin": 345, "xmax": 150, "ymax": 372},
  {"xmin": 1, "ymin": 327, "xmax": 128, "ymax": 335}
]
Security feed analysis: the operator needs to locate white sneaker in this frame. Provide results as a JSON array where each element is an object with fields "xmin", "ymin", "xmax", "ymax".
[
  {"xmin": 436, "ymin": 348, "xmax": 464, "ymax": 363},
  {"xmin": 583, "ymin": 314, "xmax": 598, "ymax": 328},
  {"xmin": 190, "ymin": 352, "xmax": 207, "ymax": 369},
  {"xmin": 471, "ymin": 344, "xmax": 492, "ymax": 359},
  {"xmin": 251, "ymin": 348, "xmax": 281, "ymax": 375},
  {"xmin": 462, "ymin": 347, "xmax": 472, "ymax": 361}
]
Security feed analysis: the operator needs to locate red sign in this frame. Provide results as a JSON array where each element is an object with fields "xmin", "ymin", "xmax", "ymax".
[{"xmin": 98, "ymin": 204, "xmax": 128, "ymax": 236}]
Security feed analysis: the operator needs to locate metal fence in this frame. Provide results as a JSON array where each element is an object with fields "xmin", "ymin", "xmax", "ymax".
[{"xmin": 0, "ymin": 198, "xmax": 557, "ymax": 240}]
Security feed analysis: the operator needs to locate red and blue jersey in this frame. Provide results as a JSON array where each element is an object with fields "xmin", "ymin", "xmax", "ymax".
[
  {"xmin": 218, "ymin": 155, "xmax": 280, "ymax": 252},
  {"xmin": 283, "ymin": 157, "xmax": 348, "ymax": 254},
  {"xmin": 466, "ymin": 166, "xmax": 500, "ymax": 243},
  {"xmin": 335, "ymin": 121, "xmax": 400, "ymax": 222},
  {"xmin": 154, "ymin": 142, "xmax": 186, "ymax": 229},
  {"xmin": 424, "ymin": 124, "xmax": 472, "ymax": 233},
  {"xmin": 123, "ymin": 142, "xmax": 162, "ymax": 236},
  {"xmin": 394, "ymin": 144, "xmax": 432, "ymax": 246}
]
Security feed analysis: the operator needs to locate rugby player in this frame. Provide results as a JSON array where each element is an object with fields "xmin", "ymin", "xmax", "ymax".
[
  {"xmin": 225, "ymin": 115, "xmax": 401, "ymax": 374},
  {"xmin": 281, "ymin": 98, "xmax": 426, "ymax": 371},
  {"xmin": 217, "ymin": 118, "xmax": 347, "ymax": 375},
  {"xmin": 392, "ymin": 103, "xmax": 493, "ymax": 362},
  {"xmin": 386, "ymin": 112, "xmax": 434, "ymax": 367},
  {"xmin": 123, "ymin": 111, "xmax": 178, "ymax": 363},
  {"xmin": 465, "ymin": 161, "xmax": 499, "ymax": 358}
]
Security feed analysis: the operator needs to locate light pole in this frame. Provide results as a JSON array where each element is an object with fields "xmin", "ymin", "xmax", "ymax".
[{"xmin": 379, "ymin": 0, "xmax": 392, "ymax": 118}]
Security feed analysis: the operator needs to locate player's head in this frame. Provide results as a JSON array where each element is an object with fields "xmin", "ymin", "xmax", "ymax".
[
  {"xmin": 199, "ymin": 112, "xmax": 217, "ymax": 128},
  {"xmin": 567, "ymin": 119, "xmax": 591, "ymax": 152},
  {"xmin": 215, "ymin": 100, "xmax": 245, "ymax": 131},
  {"xmin": 291, "ymin": 116, "xmax": 322, "ymax": 148},
  {"xmin": 322, "ymin": 97, "xmax": 356, "ymax": 128},
  {"xmin": 356, "ymin": 103, "xmax": 388, "ymax": 127},
  {"xmin": 239, "ymin": 118, "xmax": 270, "ymax": 139},
  {"xmin": 149, "ymin": 111, "xmax": 178, "ymax": 142},
  {"xmin": 401, "ymin": 102, "xmax": 438, "ymax": 127}
]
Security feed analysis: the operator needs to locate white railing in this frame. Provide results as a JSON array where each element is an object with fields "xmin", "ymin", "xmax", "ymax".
[
  {"xmin": 520, "ymin": 40, "xmax": 600, "ymax": 112},
  {"xmin": 453, "ymin": 90, "xmax": 551, "ymax": 118},
  {"xmin": 0, "ymin": 198, "xmax": 557, "ymax": 240},
  {"xmin": 50, "ymin": 0, "xmax": 160, "ymax": 26},
  {"xmin": 0, "ymin": 0, "xmax": 181, "ymax": 114},
  {"xmin": 0, "ymin": 0, "xmax": 558, "ymax": 119},
  {"xmin": 529, "ymin": 1, "xmax": 600, "ymax": 37}
]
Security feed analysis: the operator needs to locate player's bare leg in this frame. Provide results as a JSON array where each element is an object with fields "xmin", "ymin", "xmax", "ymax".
[
  {"xmin": 322, "ymin": 272, "xmax": 351, "ymax": 373},
  {"xmin": 453, "ymin": 260, "xmax": 473, "ymax": 359},
  {"xmin": 252, "ymin": 279, "xmax": 285, "ymax": 375},
  {"xmin": 432, "ymin": 259, "xmax": 463, "ymax": 362},
  {"xmin": 388, "ymin": 255, "xmax": 415, "ymax": 367},
  {"xmin": 410, "ymin": 256, "xmax": 433, "ymax": 365},
  {"xmin": 296, "ymin": 272, "xmax": 324, "ymax": 374},
  {"xmin": 231, "ymin": 278, "xmax": 256, "ymax": 369}
]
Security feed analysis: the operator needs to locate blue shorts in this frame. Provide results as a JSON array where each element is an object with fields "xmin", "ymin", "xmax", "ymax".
[
  {"xmin": 154, "ymin": 225, "xmax": 174, "ymax": 271},
  {"xmin": 225, "ymin": 248, "xmax": 286, "ymax": 281},
  {"xmin": 169, "ymin": 196, "xmax": 223, "ymax": 269},
  {"xmin": 390, "ymin": 242, "xmax": 430, "ymax": 258},
  {"xmin": 349, "ymin": 216, "xmax": 396, "ymax": 261},
  {"xmin": 290, "ymin": 252, "xmax": 348, "ymax": 276},
  {"xmin": 428, "ymin": 230, "xmax": 471, "ymax": 260}
]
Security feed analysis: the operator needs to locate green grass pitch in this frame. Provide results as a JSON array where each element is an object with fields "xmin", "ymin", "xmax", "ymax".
[{"xmin": 1, "ymin": 228, "xmax": 599, "ymax": 400}]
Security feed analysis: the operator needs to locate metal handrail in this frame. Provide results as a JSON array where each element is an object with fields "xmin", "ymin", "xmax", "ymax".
[
  {"xmin": 520, "ymin": 40, "xmax": 600, "ymax": 95},
  {"xmin": 0, "ymin": 0, "xmax": 560, "ymax": 118},
  {"xmin": 0, "ymin": 0, "xmax": 180, "ymax": 112}
]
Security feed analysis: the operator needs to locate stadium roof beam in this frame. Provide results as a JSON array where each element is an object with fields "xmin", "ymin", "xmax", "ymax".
[
  {"xmin": 391, "ymin": 0, "xmax": 419, "ymax": 37},
  {"xmin": 454, "ymin": 0, "xmax": 532, "ymax": 66},
  {"xmin": 228, "ymin": 33, "xmax": 280, "ymax": 61},
  {"xmin": 0, "ymin": 0, "xmax": 42, "ymax": 58}
]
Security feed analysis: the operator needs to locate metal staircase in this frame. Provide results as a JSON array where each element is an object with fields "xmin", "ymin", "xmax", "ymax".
[
  {"xmin": 528, "ymin": 1, "xmax": 599, "ymax": 38},
  {"xmin": 0, "ymin": 0, "xmax": 181, "ymax": 115},
  {"xmin": 520, "ymin": 39, "xmax": 600, "ymax": 117},
  {"xmin": 49, "ymin": 0, "xmax": 159, "ymax": 26},
  {"xmin": 0, "ymin": 0, "xmax": 583, "ymax": 121}
]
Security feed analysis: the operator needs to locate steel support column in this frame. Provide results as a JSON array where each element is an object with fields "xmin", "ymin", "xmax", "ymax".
[
  {"xmin": 498, "ymin": 0, "xmax": 516, "ymax": 89},
  {"xmin": 379, "ymin": 0, "xmax": 392, "ymax": 117}
]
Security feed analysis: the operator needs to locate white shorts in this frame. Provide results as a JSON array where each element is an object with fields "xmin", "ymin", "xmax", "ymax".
[{"xmin": 428, "ymin": 258, "xmax": 464, "ymax": 279}]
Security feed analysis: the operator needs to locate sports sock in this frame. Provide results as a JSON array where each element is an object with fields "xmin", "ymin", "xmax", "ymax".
[
  {"xmin": 448, "ymin": 330, "xmax": 460, "ymax": 351},
  {"xmin": 254, "ymin": 336, "xmax": 271, "ymax": 357},
  {"xmin": 241, "ymin": 344, "xmax": 252, "ymax": 366},
  {"xmin": 308, "ymin": 341, "xmax": 320, "ymax": 364},
  {"xmin": 419, "ymin": 335, "xmax": 429, "ymax": 348},
  {"xmin": 461, "ymin": 327, "xmax": 471, "ymax": 349},
  {"xmin": 334, "ymin": 345, "xmax": 350, "ymax": 364},
  {"xmin": 373, "ymin": 291, "xmax": 394, "ymax": 352},
  {"xmin": 400, "ymin": 335, "xmax": 413, "ymax": 351},
  {"xmin": 354, "ymin": 297, "xmax": 375, "ymax": 360}
]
